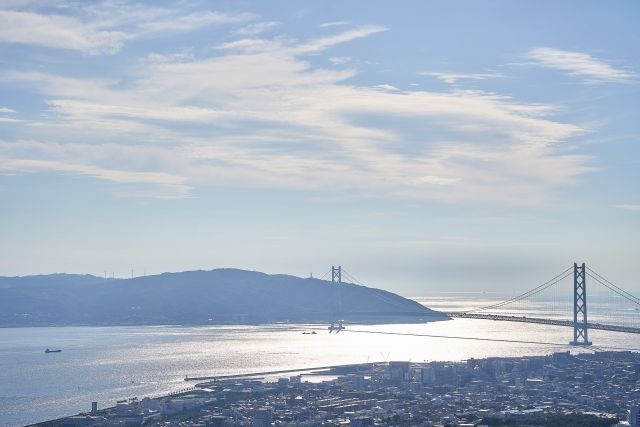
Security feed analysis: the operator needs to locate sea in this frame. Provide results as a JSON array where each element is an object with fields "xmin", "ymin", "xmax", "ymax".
[{"xmin": 1, "ymin": 293, "xmax": 639, "ymax": 427}]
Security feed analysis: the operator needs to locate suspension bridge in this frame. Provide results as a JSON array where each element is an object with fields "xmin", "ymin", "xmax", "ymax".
[{"xmin": 321, "ymin": 263, "xmax": 640, "ymax": 345}]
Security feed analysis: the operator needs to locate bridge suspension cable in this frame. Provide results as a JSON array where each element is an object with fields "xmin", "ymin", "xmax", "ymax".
[
  {"xmin": 318, "ymin": 268, "xmax": 332, "ymax": 281},
  {"xmin": 342, "ymin": 270, "xmax": 415, "ymax": 310},
  {"xmin": 586, "ymin": 267, "xmax": 640, "ymax": 306},
  {"xmin": 339, "ymin": 328, "xmax": 640, "ymax": 353},
  {"xmin": 463, "ymin": 266, "xmax": 574, "ymax": 314},
  {"xmin": 341, "ymin": 269, "xmax": 428, "ymax": 313},
  {"xmin": 340, "ymin": 328, "xmax": 593, "ymax": 349}
]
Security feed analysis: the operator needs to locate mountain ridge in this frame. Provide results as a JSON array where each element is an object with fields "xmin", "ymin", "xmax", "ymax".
[{"xmin": 0, "ymin": 268, "xmax": 446, "ymax": 327}]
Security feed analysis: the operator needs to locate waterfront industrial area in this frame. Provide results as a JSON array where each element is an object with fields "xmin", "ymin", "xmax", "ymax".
[{"xmin": 37, "ymin": 350, "xmax": 640, "ymax": 427}]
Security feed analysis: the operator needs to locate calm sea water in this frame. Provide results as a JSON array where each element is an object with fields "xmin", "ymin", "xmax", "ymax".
[{"xmin": 1, "ymin": 294, "xmax": 638, "ymax": 427}]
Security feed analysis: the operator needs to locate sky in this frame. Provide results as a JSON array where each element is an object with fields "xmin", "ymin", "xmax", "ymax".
[{"xmin": 0, "ymin": 0, "xmax": 638, "ymax": 295}]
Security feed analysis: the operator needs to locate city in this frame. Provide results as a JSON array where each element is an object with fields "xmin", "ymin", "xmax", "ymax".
[{"xmin": 53, "ymin": 350, "xmax": 640, "ymax": 427}]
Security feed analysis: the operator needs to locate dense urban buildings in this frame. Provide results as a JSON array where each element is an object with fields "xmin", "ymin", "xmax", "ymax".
[{"xmin": 50, "ymin": 350, "xmax": 640, "ymax": 427}]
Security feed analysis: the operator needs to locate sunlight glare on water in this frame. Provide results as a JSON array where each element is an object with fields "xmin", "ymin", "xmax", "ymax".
[{"xmin": 1, "ymin": 294, "xmax": 639, "ymax": 427}]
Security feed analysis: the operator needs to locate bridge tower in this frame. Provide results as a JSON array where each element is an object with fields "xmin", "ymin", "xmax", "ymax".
[
  {"xmin": 329, "ymin": 266, "xmax": 343, "ymax": 332},
  {"xmin": 570, "ymin": 263, "xmax": 592, "ymax": 346}
]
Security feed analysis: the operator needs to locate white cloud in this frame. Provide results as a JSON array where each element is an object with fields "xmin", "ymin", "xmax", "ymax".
[
  {"xmin": 139, "ymin": 12, "xmax": 256, "ymax": 34},
  {"xmin": 420, "ymin": 72, "xmax": 505, "ymax": 84},
  {"xmin": 0, "ymin": 117, "xmax": 26, "ymax": 122},
  {"xmin": 217, "ymin": 25, "xmax": 387, "ymax": 56},
  {"xmin": 375, "ymin": 84, "xmax": 398, "ymax": 90},
  {"xmin": 0, "ymin": 28, "xmax": 593, "ymax": 203},
  {"xmin": 0, "ymin": 10, "xmax": 128, "ymax": 54},
  {"xmin": 0, "ymin": 149, "xmax": 191, "ymax": 198},
  {"xmin": 0, "ymin": 5, "xmax": 256, "ymax": 54},
  {"xmin": 524, "ymin": 47, "xmax": 635, "ymax": 83},
  {"xmin": 145, "ymin": 52, "xmax": 194, "ymax": 63},
  {"xmin": 232, "ymin": 21, "xmax": 280, "ymax": 36},
  {"xmin": 1, "ymin": 159, "xmax": 184, "ymax": 185},
  {"xmin": 410, "ymin": 176, "xmax": 461, "ymax": 185},
  {"xmin": 615, "ymin": 204, "xmax": 640, "ymax": 211},
  {"xmin": 320, "ymin": 21, "xmax": 351, "ymax": 27},
  {"xmin": 328, "ymin": 56, "xmax": 352, "ymax": 65},
  {"xmin": 295, "ymin": 25, "xmax": 388, "ymax": 53},
  {"xmin": 0, "ymin": 108, "xmax": 17, "ymax": 113}
]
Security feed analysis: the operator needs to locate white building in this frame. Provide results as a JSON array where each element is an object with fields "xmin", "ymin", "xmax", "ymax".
[
  {"xmin": 630, "ymin": 406, "xmax": 640, "ymax": 427},
  {"xmin": 141, "ymin": 397, "xmax": 161, "ymax": 411}
]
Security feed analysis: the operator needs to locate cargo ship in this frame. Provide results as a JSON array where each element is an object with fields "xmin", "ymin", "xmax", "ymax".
[{"xmin": 45, "ymin": 349, "xmax": 61, "ymax": 353}]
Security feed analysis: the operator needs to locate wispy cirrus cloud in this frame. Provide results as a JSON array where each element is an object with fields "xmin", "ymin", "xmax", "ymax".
[
  {"xmin": 216, "ymin": 24, "xmax": 387, "ymax": 55},
  {"xmin": 138, "ymin": 11, "xmax": 257, "ymax": 34},
  {"xmin": 375, "ymin": 84, "xmax": 398, "ymax": 90},
  {"xmin": 0, "ymin": 142, "xmax": 192, "ymax": 198},
  {"xmin": 420, "ymin": 72, "xmax": 506, "ymax": 84},
  {"xmin": 295, "ymin": 25, "xmax": 387, "ymax": 53},
  {"xmin": 328, "ymin": 57, "xmax": 351, "ymax": 65},
  {"xmin": 0, "ymin": 5, "xmax": 256, "ymax": 55},
  {"xmin": 0, "ymin": 25, "xmax": 593, "ymax": 202},
  {"xmin": 1, "ymin": 158, "xmax": 186, "ymax": 186},
  {"xmin": 0, "ymin": 106, "xmax": 23, "ymax": 122},
  {"xmin": 615, "ymin": 204, "xmax": 640, "ymax": 211},
  {"xmin": 524, "ymin": 47, "xmax": 636, "ymax": 83},
  {"xmin": 232, "ymin": 21, "xmax": 280, "ymax": 36},
  {"xmin": 409, "ymin": 176, "xmax": 461, "ymax": 185},
  {"xmin": 0, "ymin": 10, "xmax": 129, "ymax": 54},
  {"xmin": 320, "ymin": 21, "xmax": 351, "ymax": 27}
]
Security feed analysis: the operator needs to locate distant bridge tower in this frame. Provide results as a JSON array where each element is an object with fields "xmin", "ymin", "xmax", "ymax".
[
  {"xmin": 571, "ymin": 263, "xmax": 592, "ymax": 346},
  {"xmin": 329, "ymin": 266, "xmax": 343, "ymax": 332}
]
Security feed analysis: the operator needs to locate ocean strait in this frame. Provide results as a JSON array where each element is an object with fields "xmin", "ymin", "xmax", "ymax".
[{"xmin": 2, "ymin": 294, "xmax": 639, "ymax": 427}]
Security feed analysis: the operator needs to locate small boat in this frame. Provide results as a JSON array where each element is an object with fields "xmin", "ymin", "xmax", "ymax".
[{"xmin": 45, "ymin": 349, "xmax": 61, "ymax": 353}]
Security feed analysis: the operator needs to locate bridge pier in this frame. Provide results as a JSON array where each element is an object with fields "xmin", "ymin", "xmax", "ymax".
[{"xmin": 570, "ymin": 263, "xmax": 592, "ymax": 346}]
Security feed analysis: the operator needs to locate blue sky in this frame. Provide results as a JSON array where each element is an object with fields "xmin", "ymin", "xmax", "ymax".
[{"xmin": 0, "ymin": 0, "xmax": 638, "ymax": 295}]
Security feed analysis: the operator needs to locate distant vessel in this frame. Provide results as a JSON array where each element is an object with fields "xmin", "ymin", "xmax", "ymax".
[{"xmin": 45, "ymin": 349, "xmax": 61, "ymax": 353}]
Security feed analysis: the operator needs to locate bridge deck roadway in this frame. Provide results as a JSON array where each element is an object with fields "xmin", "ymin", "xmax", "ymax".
[
  {"xmin": 248, "ymin": 310, "xmax": 640, "ymax": 335},
  {"xmin": 446, "ymin": 312, "xmax": 640, "ymax": 335}
]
